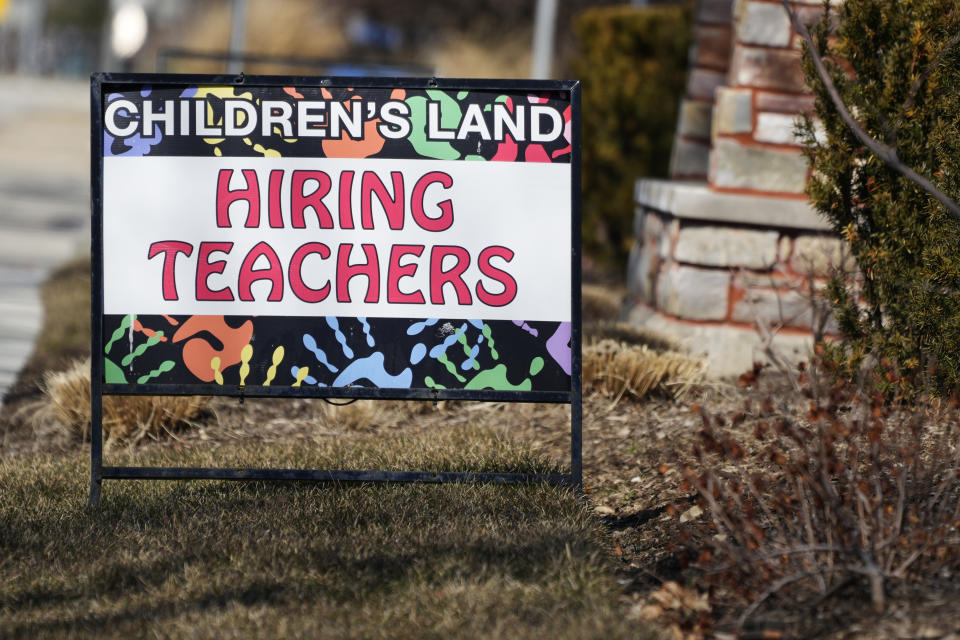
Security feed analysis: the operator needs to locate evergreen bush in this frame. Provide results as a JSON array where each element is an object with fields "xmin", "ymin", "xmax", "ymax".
[
  {"xmin": 569, "ymin": 4, "xmax": 691, "ymax": 268},
  {"xmin": 799, "ymin": 0, "xmax": 960, "ymax": 393}
]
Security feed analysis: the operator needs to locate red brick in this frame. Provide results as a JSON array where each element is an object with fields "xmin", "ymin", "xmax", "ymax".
[
  {"xmin": 755, "ymin": 91, "xmax": 816, "ymax": 114},
  {"xmin": 697, "ymin": 0, "xmax": 733, "ymax": 25},
  {"xmin": 694, "ymin": 24, "xmax": 733, "ymax": 70},
  {"xmin": 732, "ymin": 46, "xmax": 806, "ymax": 93},
  {"xmin": 687, "ymin": 68, "xmax": 727, "ymax": 101}
]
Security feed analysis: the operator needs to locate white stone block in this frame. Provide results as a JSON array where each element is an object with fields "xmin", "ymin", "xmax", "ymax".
[
  {"xmin": 626, "ymin": 309, "xmax": 815, "ymax": 377},
  {"xmin": 712, "ymin": 139, "xmax": 809, "ymax": 193},
  {"xmin": 656, "ymin": 265, "xmax": 730, "ymax": 321},
  {"xmin": 714, "ymin": 87, "xmax": 753, "ymax": 135},
  {"xmin": 790, "ymin": 234, "xmax": 855, "ymax": 277},
  {"xmin": 674, "ymin": 225, "xmax": 779, "ymax": 269},
  {"xmin": 755, "ymin": 112, "xmax": 802, "ymax": 144},
  {"xmin": 738, "ymin": 2, "xmax": 792, "ymax": 47}
]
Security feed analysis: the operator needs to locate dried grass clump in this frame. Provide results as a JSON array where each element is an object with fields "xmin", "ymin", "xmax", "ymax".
[
  {"xmin": 38, "ymin": 359, "xmax": 207, "ymax": 446},
  {"xmin": 583, "ymin": 339, "xmax": 705, "ymax": 401}
]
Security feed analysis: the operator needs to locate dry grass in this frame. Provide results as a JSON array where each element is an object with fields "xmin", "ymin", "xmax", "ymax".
[
  {"xmin": 31, "ymin": 358, "xmax": 207, "ymax": 448},
  {"xmin": 0, "ymin": 432, "xmax": 651, "ymax": 640},
  {"xmin": 583, "ymin": 339, "xmax": 705, "ymax": 402}
]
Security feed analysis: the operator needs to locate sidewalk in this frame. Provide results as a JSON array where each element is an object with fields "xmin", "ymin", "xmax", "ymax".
[{"xmin": 0, "ymin": 75, "xmax": 90, "ymax": 408}]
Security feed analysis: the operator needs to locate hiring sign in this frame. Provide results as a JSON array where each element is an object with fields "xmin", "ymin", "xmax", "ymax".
[
  {"xmin": 94, "ymin": 75, "xmax": 579, "ymax": 399},
  {"xmin": 89, "ymin": 74, "xmax": 582, "ymax": 504}
]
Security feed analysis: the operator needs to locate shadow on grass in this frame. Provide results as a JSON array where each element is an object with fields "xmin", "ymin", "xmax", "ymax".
[{"xmin": 1, "ymin": 435, "xmax": 652, "ymax": 640}]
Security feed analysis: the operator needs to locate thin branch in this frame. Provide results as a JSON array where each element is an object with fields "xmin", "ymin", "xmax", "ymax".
[{"xmin": 779, "ymin": 0, "xmax": 960, "ymax": 221}]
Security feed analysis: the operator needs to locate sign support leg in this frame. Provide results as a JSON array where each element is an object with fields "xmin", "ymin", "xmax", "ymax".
[{"xmin": 88, "ymin": 385, "xmax": 103, "ymax": 507}]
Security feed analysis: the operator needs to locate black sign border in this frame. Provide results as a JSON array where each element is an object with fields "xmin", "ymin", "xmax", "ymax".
[{"xmin": 89, "ymin": 72, "xmax": 582, "ymax": 505}]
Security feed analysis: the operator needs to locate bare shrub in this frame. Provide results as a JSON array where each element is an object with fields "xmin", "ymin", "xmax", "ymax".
[
  {"xmin": 680, "ymin": 361, "xmax": 960, "ymax": 630},
  {"xmin": 35, "ymin": 359, "xmax": 207, "ymax": 447}
]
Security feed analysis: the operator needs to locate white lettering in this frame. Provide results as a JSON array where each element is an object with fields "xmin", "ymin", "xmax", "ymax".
[
  {"xmin": 531, "ymin": 105, "xmax": 562, "ymax": 142},
  {"xmin": 224, "ymin": 100, "xmax": 257, "ymax": 136},
  {"xmin": 261, "ymin": 100, "xmax": 293, "ymax": 137},
  {"xmin": 297, "ymin": 101, "xmax": 327, "ymax": 137},
  {"xmin": 142, "ymin": 99, "xmax": 175, "ymax": 136},
  {"xmin": 378, "ymin": 101, "xmax": 411, "ymax": 139},
  {"xmin": 456, "ymin": 103, "xmax": 491, "ymax": 140},
  {"xmin": 104, "ymin": 99, "xmax": 139, "ymax": 137},
  {"xmin": 427, "ymin": 101, "xmax": 455, "ymax": 140}
]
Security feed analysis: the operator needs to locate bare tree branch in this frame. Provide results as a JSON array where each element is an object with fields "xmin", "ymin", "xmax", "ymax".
[{"xmin": 779, "ymin": 0, "xmax": 960, "ymax": 221}]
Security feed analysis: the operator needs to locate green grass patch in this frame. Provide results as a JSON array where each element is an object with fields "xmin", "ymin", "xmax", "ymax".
[{"xmin": 1, "ymin": 431, "xmax": 647, "ymax": 639}]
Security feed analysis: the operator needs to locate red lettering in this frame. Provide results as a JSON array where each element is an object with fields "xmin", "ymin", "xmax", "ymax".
[
  {"xmin": 291, "ymin": 170, "xmax": 333, "ymax": 228},
  {"xmin": 430, "ymin": 245, "xmax": 472, "ymax": 305},
  {"xmin": 476, "ymin": 246, "xmax": 517, "ymax": 307},
  {"xmin": 147, "ymin": 241, "xmax": 193, "ymax": 301},
  {"xmin": 386, "ymin": 244, "xmax": 425, "ymax": 304},
  {"xmin": 196, "ymin": 242, "xmax": 235, "ymax": 301},
  {"xmin": 412, "ymin": 171, "xmax": 454, "ymax": 231},
  {"xmin": 336, "ymin": 243, "xmax": 380, "ymax": 303},
  {"xmin": 238, "ymin": 241, "xmax": 284, "ymax": 301},
  {"xmin": 268, "ymin": 169, "xmax": 284, "ymax": 228},
  {"xmin": 289, "ymin": 242, "xmax": 331, "ymax": 302},
  {"xmin": 216, "ymin": 169, "xmax": 260, "ymax": 228},
  {"xmin": 361, "ymin": 171, "xmax": 405, "ymax": 230},
  {"xmin": 338, "ymin": 170, "xmax": 355, "ymax": 229}
]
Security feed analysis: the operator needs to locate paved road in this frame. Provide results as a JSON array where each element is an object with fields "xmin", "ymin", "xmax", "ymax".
[{"xmin": 0, "ymin": 75, "xmax": 90, "ymax": 408}]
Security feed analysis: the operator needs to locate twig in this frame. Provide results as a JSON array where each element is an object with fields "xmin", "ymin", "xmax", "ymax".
[
  {"xmin": 737, "ymin": 568, "xmax": 824, "ymax": 630},
  {"xmin": 779, "ymin": 0, "xmax": 960, "ymax": 220}
]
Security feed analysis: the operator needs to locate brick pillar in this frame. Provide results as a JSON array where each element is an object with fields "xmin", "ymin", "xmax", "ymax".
[
  {"xmin": 668, "ymin": 0, "xmax": 734, "ymax": 180},
  {"xmin": 709, "ymin": 0, "xmax": 825, "ymax": 195},
  {"xmin": 629, "ymin": 0, "xmax": 847, "ymax": 377}
]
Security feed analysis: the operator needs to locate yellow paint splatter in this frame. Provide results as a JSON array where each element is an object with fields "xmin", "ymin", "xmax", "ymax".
[
  {"xmin": 292, "ymin": 366, "xmax": 309, "ymax": 388},
  {"xmin": 239, "ymin": 343, "xmax": 253, "ymax": 386},
  {"xmin": 253, "ymin": 143, "xmax": 281, "ymax": 157},
  {"xmin": 264, "ymin": 346, "xmax": 284, "ymax": 386},
  {"xmin": 210, "ymin": 356, "xmax": 224, "ymax": 385}
]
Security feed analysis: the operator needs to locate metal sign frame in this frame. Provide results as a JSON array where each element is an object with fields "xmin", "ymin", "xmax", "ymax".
[{"xmin": 89, "ymin": 72, "xmax": 582, "ymax": 506}]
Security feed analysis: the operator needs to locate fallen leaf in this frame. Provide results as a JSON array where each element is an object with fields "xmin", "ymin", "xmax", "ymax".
[{"xmin": 679, "ymin": 505, "xmax": 703, "ymax": 523}]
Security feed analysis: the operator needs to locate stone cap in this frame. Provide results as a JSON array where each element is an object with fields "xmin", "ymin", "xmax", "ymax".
[{"xmin": 635, "ymin": 178, "xmax": 830, "ymax": 231}]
